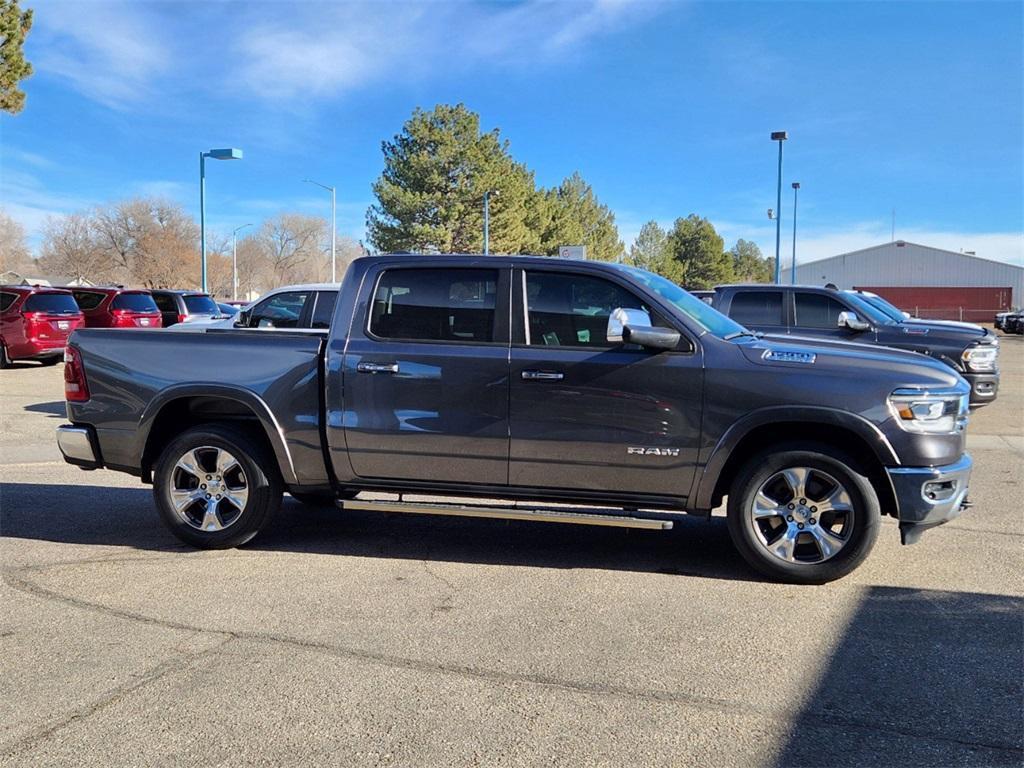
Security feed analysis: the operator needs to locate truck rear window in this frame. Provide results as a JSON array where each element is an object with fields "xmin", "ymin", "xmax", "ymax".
[
  {"xmin": 24, "ymin": 293, "xmax": 81, "ymax": 314},
  {"xmin": 113, "ymin": 293, "xmax": 159, "ymax": 312},
  {"xmin": 370, "ymin": 268, "xmax": 497, "ymax": 343}
]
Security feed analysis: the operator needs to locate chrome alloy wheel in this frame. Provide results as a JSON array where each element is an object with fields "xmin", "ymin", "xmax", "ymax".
[
  {"xmin": 748, "ymin": 467, "xmax": 854, "ymax": 564},
  {"xmin": 168, "ymin": 446, "xmax": 249, "ymax": 532}
]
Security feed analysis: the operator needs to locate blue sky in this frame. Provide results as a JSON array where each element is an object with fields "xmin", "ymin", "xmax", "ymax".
[{"xmin": 3, "ymin": 0, "xmax": 1022, "ymax": 265}]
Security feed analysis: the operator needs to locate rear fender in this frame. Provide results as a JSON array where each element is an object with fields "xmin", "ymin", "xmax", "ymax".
[{"xmin": 137, "ymin": 384, "xmax": 298, "ymax": 484}]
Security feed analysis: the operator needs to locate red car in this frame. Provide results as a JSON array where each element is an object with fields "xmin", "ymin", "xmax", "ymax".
[
  {"xmin": 71, "ymin": 287, "xmax": 163, "ymax": 329},
  {"xmin": 0, "ymin": 285, "xmax": 85, "ymax": 368}
]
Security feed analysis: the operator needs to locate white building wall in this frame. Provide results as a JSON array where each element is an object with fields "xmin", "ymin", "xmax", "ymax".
[{"xmin": 793, "ymin": 241, "xmax": 1024, "ymax": 301}]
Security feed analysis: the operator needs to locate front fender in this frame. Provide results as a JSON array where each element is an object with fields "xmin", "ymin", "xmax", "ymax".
[{"xmin": 690, "ymin": 406, "xmax": 900, "ymax": 510}]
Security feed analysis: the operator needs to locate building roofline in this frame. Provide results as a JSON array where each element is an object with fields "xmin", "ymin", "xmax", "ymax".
[{"xmin": 798, "ymin": 240, "xmax": 1024, "ymax": 271}]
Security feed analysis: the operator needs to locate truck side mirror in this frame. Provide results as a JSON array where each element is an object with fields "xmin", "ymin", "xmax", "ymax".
[
  {"xmin": 838, "ymin": 310, "xmax": 870, "ymax": 332},
  {"xmin": 235, "ymin": 310, "xmax": 250, "ymax": 328},
  {"xmin": 607, "ymin": 307, "xmax": 681, "ymax": 351}
]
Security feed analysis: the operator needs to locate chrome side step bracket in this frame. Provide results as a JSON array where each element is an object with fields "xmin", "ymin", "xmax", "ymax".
[{"xmin": 340, "ymin": 498, "xmax": 673, "ymax": 530}]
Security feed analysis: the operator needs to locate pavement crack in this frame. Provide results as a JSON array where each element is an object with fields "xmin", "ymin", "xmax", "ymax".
[
  {"xmin": 0, "ymin": 635, "xmax": 233, "ymax": 757},
  {"xmin": 420, "ymin": 560, "xmax": 457, "ymax": 618}
]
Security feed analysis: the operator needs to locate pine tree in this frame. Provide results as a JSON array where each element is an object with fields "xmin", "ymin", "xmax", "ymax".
[
  {"xmin": 665, "ymin": 215, "xmax": 733, "ymax": 288},
  {"xmin": 0, "ymin": 0, "xmax": 33, "ymax": 114}
]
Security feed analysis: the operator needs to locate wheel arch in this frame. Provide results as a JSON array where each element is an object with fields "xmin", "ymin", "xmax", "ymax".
[
  {"xmin": 138, "ymin": 385, "xmax": 298, "ymax": 485},
  {"xmin": 692, "ymin": 407, "xmax": 899, "ymax": 516}
]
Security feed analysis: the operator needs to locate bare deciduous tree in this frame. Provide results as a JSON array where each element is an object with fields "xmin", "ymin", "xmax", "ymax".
[
  {"xmin": 39, "ymin": 213, "xmax": 107, "ymax": 283},
  {"xmin": 0, "ymin": 209, "xmax": 33, "ymax": 274}
]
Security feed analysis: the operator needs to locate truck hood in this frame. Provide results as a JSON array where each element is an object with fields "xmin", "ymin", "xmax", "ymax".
[
  {"xmin": 887, "ymin": 319, "xmax": 995, "ymax": 345},
  {"xmin": 903, "ymin": 318, "xmax": 985, "ymax": 333},
  {"xmin": 742, "ymin": 334, "xmax": 962, "ymax": 389}
]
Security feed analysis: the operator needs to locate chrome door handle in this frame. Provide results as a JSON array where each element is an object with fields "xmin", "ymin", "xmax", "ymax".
[
  {"xmin": 521, "ymin": 370, "xmax": 564, "ymax": 381},
  {"xmin": 357, "ymin": 362, "xmax": 399, "ymax": 374}
]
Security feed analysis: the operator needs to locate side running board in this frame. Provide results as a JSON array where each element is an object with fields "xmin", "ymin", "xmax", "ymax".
[{"xmin": 340, "ymin": 498, "xmax": 673, "ymax": 530}]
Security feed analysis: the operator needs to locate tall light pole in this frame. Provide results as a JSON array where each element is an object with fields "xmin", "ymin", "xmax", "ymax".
[
  {"xmin": 790, "ymin": 182, "xmax": 800, "ymax": 284},
  {"xmin": 483, "ymin": 189, "xmax": 499, "ymax": 255},
  {"xmin": 303, "ymin": 179, "xmax": 337, "ymax": 282},
  {"xmin": 770, "ymin": 131, "xmax": 787, "ymax": 284},
  {"xmin": 231, "ymin": 223, "xmax": 252, "ymax": 301},
  {"xmin": 199, "ymin": 148, "xmax": 243, "ymax": 293}
]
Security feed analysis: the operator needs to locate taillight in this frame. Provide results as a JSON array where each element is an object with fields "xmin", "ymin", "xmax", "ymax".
[{"xmin": 64, "ymin": 346, "xmax": 90, "ymax": 402}]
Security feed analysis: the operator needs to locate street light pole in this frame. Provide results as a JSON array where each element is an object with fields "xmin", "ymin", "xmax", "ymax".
[
  {"xmin": 770, "ymin": 131, "xmax": 788, "ymax": 284},
  {"xmin": 790, "ymin": 182, "xmax": 800, "ymax": 284},
  {"xmin": 303, "ymin": 179, "xmax": 337, "ymax": 282},
  {"xmin": 232, "ymin": 223, "xmax": 252, "ymax": 301},
  {"xmin": 481, "ymin": 191, "xmax": 497, "ymax": 257},
  {"xmin": 199, "ymin": 148, "xmax": 243, "ymax": 293}
]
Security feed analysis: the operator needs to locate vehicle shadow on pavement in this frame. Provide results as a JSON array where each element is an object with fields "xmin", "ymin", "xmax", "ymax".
[
  {"xmin": 772, "ymin": 585, "xmax": 1024, "ymax": 767},
  {"xmin": 0, "ymin": 482, "xmax": 759, "ymax": 581},
  {"xmin": 22, "ymin": 401, "xmax": 66, "ymax": 418}
]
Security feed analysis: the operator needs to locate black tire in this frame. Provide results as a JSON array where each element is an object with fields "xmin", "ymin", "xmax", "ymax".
[
  {"xmin": 726, "ymin": 445, "xmax": 880, "ymax": 584},
  {"xmin": 0, "ymin": 343, "xmax": 10, "ymax": 369},
  {"xmin": 153, "ymin": 424, "xmax": 282, "ymax": 549},
  {"xmin": 39, "ymin": 356, "xmax": 60, "ymax": 366}
]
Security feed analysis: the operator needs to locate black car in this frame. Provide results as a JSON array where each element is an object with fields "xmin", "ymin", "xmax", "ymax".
[
  {"xmin": 150, "ymin": 290, "xmax": 222, "ymax": 328},
  {"xmin": 711, "ymin": 284, "xmax": 999, "ymax": 405}
]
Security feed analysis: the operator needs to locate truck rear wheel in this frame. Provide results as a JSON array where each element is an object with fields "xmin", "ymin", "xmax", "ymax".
[
  {"xmin": 153, "ymin": 424, "xmax": 282, "ymax": 549},
  {"xmin": 726, "ymin": 446, "xmax": 880, "ymax": 584}
]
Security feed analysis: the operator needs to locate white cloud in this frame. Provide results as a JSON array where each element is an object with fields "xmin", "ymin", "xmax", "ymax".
[
  {"xmin": 231, "ymin": 1, "xmax": 666, "ymax": 101},
  {"xmin": 32, "ymin": 1, "xmax": 171, "ymax": 109}
]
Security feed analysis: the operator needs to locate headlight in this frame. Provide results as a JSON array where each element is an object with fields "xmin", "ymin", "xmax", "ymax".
[
  {"xmin": 889, "ymin": 388, "xmax": 969, "ymax": 434},
  {"xmin": 962, "ymin": 345, "xmax": 998, "ymax": 372}
]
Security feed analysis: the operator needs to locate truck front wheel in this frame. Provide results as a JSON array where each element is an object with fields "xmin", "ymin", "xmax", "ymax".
[
  {"xmin": 153, "ymin": 424, "xmax": 283, "ymax": 549},
  {"xmin": 726, "ymin": 446, "xmax": 880, "ymax": 584}
]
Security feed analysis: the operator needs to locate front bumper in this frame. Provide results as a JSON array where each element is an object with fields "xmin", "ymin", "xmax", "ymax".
[
  {"xmin": 56, "ymin": 424, "xmax": 102, "ymax": 470},
  {"xmin": 963, "ymin": 372, "xmax": 998, "ymax": 405},
  {"xmin": 887, "ymin": 453, "xmax": 972, "ymax": 545}
]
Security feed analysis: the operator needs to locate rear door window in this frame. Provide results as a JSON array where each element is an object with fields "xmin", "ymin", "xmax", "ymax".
[
  {"xmin": 23, "ymin": 293, "xmax": 81, "ymax": 314},
  {"xmin": 72, "ymin": 291, "xmax": 106, "ymax": 311},
  {"xmin": 728, "ymin": 291, "xmax": 784, "ymax": 326},
  {"xmin": 0, "ymin": 292, "xmax": 18, "ymax": 312},
  {"xmin": 153, "ymin": 294, "xmax": 178, "ymax": 313},
  {"xmin": 112, "ymin": 293, "xmax": 159, "ymax": 312},
  {"xmin": 370, "ymin": 268, "xmax": 498, "ymax": 343},
  {"xmin": 794, "ymin": 293, "xmax": 847, "ymax": 328},
  {"xmin": 311, "ymin": 291, "xmax": 338, "ymax": 329}
]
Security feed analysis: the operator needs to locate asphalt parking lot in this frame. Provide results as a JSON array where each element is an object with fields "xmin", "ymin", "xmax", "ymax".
[{"xmin": 2, "ymin": 337, "xmax": 1022, "ymax": 767}]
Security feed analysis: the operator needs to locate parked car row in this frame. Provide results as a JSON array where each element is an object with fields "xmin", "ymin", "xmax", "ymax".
[
  {"xmin": 1, "ymin": 284, "xmax": 226, "ymax": 367},
  {"xmin": 995, "ymin": 309, "xmax": 1023, "ymax": 334}
]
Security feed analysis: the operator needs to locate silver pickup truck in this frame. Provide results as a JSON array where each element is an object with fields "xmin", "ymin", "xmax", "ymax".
[{"xmin": 56, "ymin": 254, "xmax": 973, "ymax": 583}]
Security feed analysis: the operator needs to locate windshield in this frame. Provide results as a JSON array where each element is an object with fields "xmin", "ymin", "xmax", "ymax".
[
  {"xmin": 184, "ymin": 295, "xmax": 219, "ymax": 315},
  {"xmin": 843, "ymin": 292, "xmax": 896, "ymax": 326},
  {"xmin": 610, "ymin": 264, "xmax": 747, "ymax": 338},
  {"xmin": 849, "ymin": 292, "xmax": 903, "ymax": 322},
  {"xmin": 24, "ymin": 293, "xmax": 81, "ymax": 314}
]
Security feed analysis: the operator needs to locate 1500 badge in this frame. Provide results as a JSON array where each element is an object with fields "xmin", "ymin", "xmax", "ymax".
[{"xmin": 627, "ymin": 447, "xmax": 680, "ymax": 456}]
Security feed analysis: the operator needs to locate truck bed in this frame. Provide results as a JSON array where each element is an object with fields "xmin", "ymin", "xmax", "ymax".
[{"xmin": 69, "ymin": 328, "xmax": 329, "ymax": 486}]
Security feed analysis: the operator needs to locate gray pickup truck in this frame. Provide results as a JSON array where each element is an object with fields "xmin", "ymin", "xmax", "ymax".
[{"xmin": 56, "ymin": 255, "xmax": 973, "ymax": 583}]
